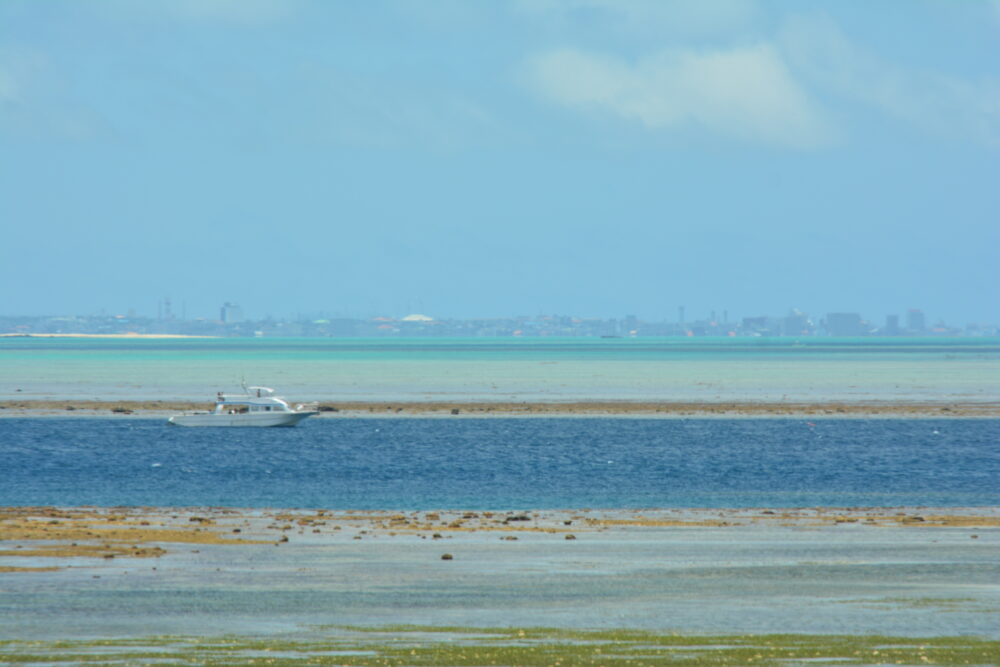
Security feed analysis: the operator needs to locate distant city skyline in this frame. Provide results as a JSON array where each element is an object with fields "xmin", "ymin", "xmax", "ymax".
[
  {"xmin": 0, "ymin": 301, "xmax": 986, "ymax": 322},
  {"xmin": 3, "ymin": 303, "xmax": 996, "ymax": 339},
  {"xmin": 2, "ymin": 2, "xmax": 997, "ymax": 324},
  {"xmin": 0, "ymin": 301, "xmax": 994, "ymax": 329}
]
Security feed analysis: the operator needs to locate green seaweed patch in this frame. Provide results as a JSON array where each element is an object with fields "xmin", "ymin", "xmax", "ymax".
[{"xmin": 1, "ymin": 627, "xmax": 999, "ymax": 665}]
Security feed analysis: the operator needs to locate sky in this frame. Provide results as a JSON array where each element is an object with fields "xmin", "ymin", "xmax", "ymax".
[{"xmin": 2, "ymin": 1, "xmax": 999, "ymax": 325}]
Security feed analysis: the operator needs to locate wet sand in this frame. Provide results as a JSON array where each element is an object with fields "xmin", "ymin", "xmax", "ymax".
[{"xmin": 3, "ymin": 398, "xmax": 999, "ymax": 418}]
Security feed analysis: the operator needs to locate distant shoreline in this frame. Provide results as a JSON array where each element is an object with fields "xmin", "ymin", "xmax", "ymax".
[
  {"xmin": 0, "ymin": 333, "xmax": 215, "ymax": 339},
  {"xmin": 2, "ymin": 399, "xmax": 997, "ymax": 418}
]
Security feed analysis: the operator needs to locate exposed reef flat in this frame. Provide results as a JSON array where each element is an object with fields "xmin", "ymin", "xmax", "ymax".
[
  {"xmin": 2, "ymin": 399, "xmax": 999, "ymax": 417},
  {"xmin": 3, "ymin": 505, "xmax": 1000, "ymax": 660},
  {"xmin": 3, "ymin": 505, "xmax": 999, "ymax": 567}
]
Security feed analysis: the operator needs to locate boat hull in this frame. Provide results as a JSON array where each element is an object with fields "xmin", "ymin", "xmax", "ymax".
[{"xmin": 167, "ymin": 411, "xmax": 318, "ymax": 427}]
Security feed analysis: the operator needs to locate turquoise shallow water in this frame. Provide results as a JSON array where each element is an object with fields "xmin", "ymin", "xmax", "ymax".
[{"xmin": 1, "ymin": 336, "xmax": 998, "ymax": 402}]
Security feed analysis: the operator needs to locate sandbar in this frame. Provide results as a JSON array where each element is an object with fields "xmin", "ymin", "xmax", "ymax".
[{"xmin": 2, "ymin": 398, "xmax": 998, "ymax": 418}]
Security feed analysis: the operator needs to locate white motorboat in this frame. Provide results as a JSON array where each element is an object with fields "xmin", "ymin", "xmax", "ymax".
[{"xmin": 168, "ymin": 386, "xmax": 319, "ymax": 427}]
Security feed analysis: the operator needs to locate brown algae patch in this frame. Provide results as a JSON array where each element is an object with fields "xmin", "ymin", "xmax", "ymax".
[
  {"xmin": 882, "ymin": 514, "xmax": 1000, "ymax": 527},
  {"xmin": 0, "ymin": 507, "xmax": 269, "ymax": 568},
  {"xmin": 585, "ymin": 518, "xmax": 737, "ymax": 528},
  {"xmin": 0, "ymin": 543, "xmax": 166, "ymax": 559},
  {"xmin": 768, "ymin": 508, "xmax": 1000, "ymax": 528}
]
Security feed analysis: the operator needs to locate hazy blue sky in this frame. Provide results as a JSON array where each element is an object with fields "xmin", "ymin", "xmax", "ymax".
[{"xmin": 2, "ymin": 1, "xmax": 998, "ymax": 324}]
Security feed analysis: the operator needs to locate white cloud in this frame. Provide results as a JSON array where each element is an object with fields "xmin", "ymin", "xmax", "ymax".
[
  {"xmin": 527, "ymin": 45, "xmax": 832, "ymax": 148},
  {"xmin": 262, "ymin": 65, "xmax": 517, "ymax": 152},
  {"xmin": 0, "ymin": 69, "xmax": 17, "ymax": 105},
  {"xmin": 0, "ymin": 49, "xmax": 100, "ymax": 140},
  {"xmin": 780, "ymin": 13, "xmax": 1000, "ymax": 146},
  {"xmin": 166, "ymin": 0, "xmax": 294, "ymax": 23},
  {"xmin": 512, "ymin": 0, "xmax": 759, "ymax": 40},
  {"xmin": 0, "ymin": 47, "xmax": 40, "ymax": 106},
  {"xmin": 95, "ymin": 0, "xmax": 297, "ymax": 25}
]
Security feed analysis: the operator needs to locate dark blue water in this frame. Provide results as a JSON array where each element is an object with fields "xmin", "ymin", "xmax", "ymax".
[{"xmin": 1, "ymin": 418, "xmax": 997, "ymax": 509}]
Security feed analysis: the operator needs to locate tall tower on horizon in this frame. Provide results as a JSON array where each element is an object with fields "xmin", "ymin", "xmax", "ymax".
[
  {"xmin": 159, "ymin": 297, "xmax": 173, "ymax": 321},
  {"xmin": 221, "ymin": 302, "xmax": 244, "ymax": 324}
]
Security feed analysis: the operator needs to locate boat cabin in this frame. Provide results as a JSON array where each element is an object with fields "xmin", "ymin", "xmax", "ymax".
[{"xmin": 212, "ymin": 386, "xmax": 293, "ymax": 415}]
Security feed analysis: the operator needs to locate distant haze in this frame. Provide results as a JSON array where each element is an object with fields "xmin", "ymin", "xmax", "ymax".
[{"xmin": 2, "ymin": 2, "xmax": 998, "ymax": 323}]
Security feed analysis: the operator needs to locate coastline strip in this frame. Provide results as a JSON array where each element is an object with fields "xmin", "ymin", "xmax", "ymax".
[
  {"xmin": 2, "ymin": 399, "xmax": 999, "ymax": 417},
  {"xmin": 0, "ymin": 333, "xmax": 214, "ymax": 339}
]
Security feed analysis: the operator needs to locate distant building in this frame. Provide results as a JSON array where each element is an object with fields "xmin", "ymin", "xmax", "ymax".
[
  {"xmin": 158, "ymin": 297, "xmax": 174, "ymax": 321},
  {"xmin": 885, "ymin": 314, "xmax": 900, "ymax": 335},
  {"xmin": 906, "ymin": 309, "xmax": 925, "ymax": 332},
  {"xmin": 221, "ymin": 302, "xmax": 243, "ymax": 324},
  {"xmin": 825, "ymin": 312, "xmax": 866, "ymax": 336},
  {"xmin": 782, "ymin": 309, "xmax": 811, "ymax": 336},
  {"xmin": 742, "ymin": 316, "xmax": 779, "ymax": 336}
]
